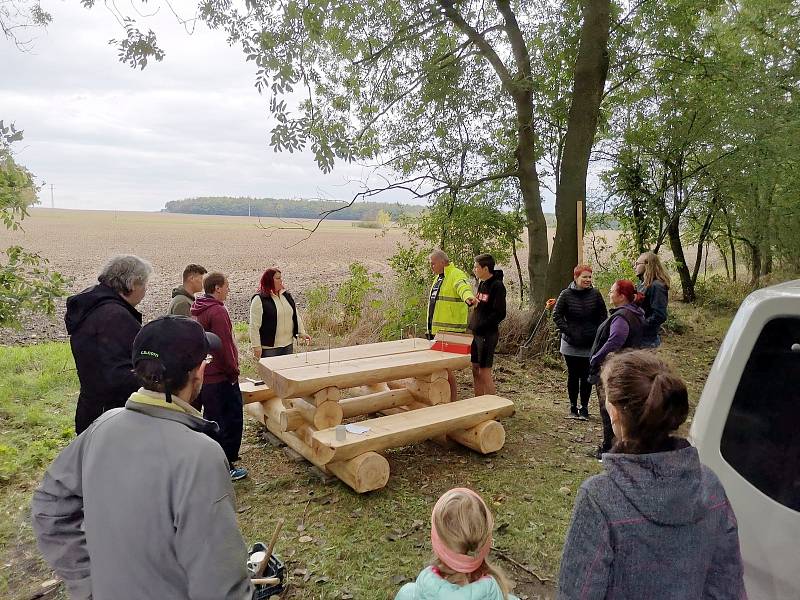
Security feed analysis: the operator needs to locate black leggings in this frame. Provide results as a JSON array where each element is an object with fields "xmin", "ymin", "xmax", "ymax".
[
  {"xmin": 563, "ymin": 354, "xmax": 592, "ymax": 409},
  {"xmin": 597, "ymin": 381, "xmax": 615, "ymax": 452}
]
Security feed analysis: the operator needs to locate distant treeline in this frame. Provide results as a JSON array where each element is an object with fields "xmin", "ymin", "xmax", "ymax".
[{"xmin": 163, "ymin": 197, "xmax": 425, "ymax": 220}]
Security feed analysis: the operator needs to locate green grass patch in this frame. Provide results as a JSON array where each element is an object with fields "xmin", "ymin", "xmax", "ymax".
[
  {"xmin": 0, "ymin": 305, "xmax": 734, "ymax": 599},
  {"xmin": 0, "ymin": 343, "xmax": 77, "ymax": 598}
]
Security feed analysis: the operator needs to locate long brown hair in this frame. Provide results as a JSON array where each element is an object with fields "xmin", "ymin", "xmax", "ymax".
[
  {"xmin": 639, "ymin": 251, "xmax": 671, "ymax": 290},
  {"xmin": 431, "ymin": 489, "xmax": 513, "ymax": 598},
  {"xmin": 601, "ymin": 350, "xmax": 688, "ymax": 454}
]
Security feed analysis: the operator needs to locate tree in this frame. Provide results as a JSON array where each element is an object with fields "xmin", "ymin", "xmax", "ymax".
[
  {"xmin": 82, "ymin": 0, "xmax": 612, "ymax": 306},
  {"xmin": 600, "ymin": 0, "xmax": 799, "ymax": 297},
  {"xmin": 0, "ymin": 122, "xmax": 69, "ymax": 327}
]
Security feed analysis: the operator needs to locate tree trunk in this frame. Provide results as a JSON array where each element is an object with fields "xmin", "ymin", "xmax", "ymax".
[
  {"xmin": 515, "ymin": 95, "xmax": 549, "ymax": 306},
  {"xmin": 667, "ymin": 215, "xmax": 695, "ymax": 302},
  {"xmin": 749, "ymin": 243, "xmax": 761, "ymax": 286},
  {"xmin": 511, "ymin": 237, "xmax": 524, "ymax": 308},
  {"xmin": 546, "ymin": 0, "xmax": 611, "ymax": 300}
]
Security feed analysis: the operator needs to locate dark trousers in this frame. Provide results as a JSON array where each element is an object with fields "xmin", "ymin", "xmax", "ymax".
[
  {"xmin": 597, "ymin": 382, "xmax": 615, "ymax": 452},
  {"xmin": 563, "ymin": 354, "xmax": 592, "ymax": 409},
  {"xmin": 75, "ymin": 394, "xmax": 127, "ymax": 435},
  {"xmin": 197, "ymin": 381, "xmax": 243, "ymax": 465},
  {"xmin": 261, "ymin": 344, "xmax": 293, "ymax": 358}
]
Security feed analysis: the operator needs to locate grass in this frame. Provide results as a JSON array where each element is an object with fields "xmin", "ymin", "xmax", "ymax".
[{"xmin": 0, "ymin": 303, "xmax": 733, "ymax": 600}]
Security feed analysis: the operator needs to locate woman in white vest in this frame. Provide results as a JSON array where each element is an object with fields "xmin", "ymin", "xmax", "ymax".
[{"xmin": 249, "ymin": 267, "xmax": 311, "ymax": 359}]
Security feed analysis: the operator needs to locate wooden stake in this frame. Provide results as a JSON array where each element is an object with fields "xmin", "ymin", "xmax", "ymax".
[{"xmin": 577, "ymin": 200, "xmax": 584, "ymax": 265}]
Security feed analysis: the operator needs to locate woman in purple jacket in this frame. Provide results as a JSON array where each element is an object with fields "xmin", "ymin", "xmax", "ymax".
[
  {"xmin": 558, "ymin": 350, "xmax": 746, "ymax": 599},
  {"xmin": 588, "ymin": 280, "xmax": 644, "ymax": 456}
]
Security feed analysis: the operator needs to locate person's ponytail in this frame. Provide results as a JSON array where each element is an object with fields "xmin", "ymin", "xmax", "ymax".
[
  {"xmin": 637, "ymin": 373, "xmax": 689, "ymax": 452},
  {"xmin": 603, "ymin": 350, "xmax": 689, "ymax": 454}
]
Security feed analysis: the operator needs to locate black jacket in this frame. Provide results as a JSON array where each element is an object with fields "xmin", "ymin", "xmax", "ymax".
[
  {"xmin": 65, "ymin": 283, "xmax": 142, "ymax": 431},
  {"xmin": 636, "ymin": 276, "xmax": 669, "ymax": 345},
  {"xmin": 553, "ymin": 283, "xmax": 608, "ymax": 348},
  {"xmin": 468, "ymin": 270, "xmax": 506, "ymax": 336}
]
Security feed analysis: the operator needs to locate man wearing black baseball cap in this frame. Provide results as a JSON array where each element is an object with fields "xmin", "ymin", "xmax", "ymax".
[{"xmin": 32, "ymin": 316, "xmax": 253, "ymax": 600}]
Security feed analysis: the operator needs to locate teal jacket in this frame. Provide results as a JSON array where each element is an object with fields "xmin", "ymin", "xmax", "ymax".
[{"xmin": 396, "ymin": 567, "xmax": 518, "ymax": 600}]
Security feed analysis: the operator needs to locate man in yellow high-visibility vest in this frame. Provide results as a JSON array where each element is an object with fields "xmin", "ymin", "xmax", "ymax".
[{"xmin": 427, "ymin": 249, "xmax": 476, "ymax": 401}]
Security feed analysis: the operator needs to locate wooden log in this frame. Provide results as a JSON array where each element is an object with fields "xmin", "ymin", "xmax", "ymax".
[
  {"xmin": 266, "ymin": 350, "xmax": 470, "ymax": 399},
  {"xmin": 257, "ymin": 338, "xmax": 430, "ymax": 376},
  {"xmin": 312, "ymin": 395, "xmax": 515, "ymax": 464},
  {"xmin": 279, "ymin": 408, "xmax": 306, "ymax": 432},
  {"xmin": 240, "ymin": 380, "xmax": 276, "ymax": 404},
  {"xmin": 327, "ymin": 452, "xmax": 390, "ymax": 493},
  {"xmin": 447, "ymin": 420, "xmax": 506, "ymax": 454},
  {"xmin": 243, "ymin": 399, "xmax": 388, "ymax": 493},
  {"xmin": 289, "ymin": 398, "xmax": 343, "ymax": 430},
  {"xmin": 378, "ymin": 404, "xmax": 506, "ymax": 454},
  {"xmin": 347, "ymin": 383, "xmax": 390, "ymax": 395},
  {"xmin": 244, "ymin": 400, "xmax": 268, "ymax": 425},
  {"xmin": 386, "ymin": 377, "xmax": 450, "ymax": 405},
  {"xmin": 414, "ymin": 369, "xmax": 448, "ymax": 383},
  {"xmin": 302, "ymin": 386, "xmax": 341, "ymax": 407},
  {"xmin": 339, "ymin": 389, "xmax": 414, "ymax": 418}
]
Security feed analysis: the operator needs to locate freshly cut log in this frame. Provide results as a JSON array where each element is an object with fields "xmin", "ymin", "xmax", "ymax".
[
  {"xmin": 312, "ymin": 395, "xmax": 515, "ymax": 464},
  {"xmin": 378, "ymin": 404, "xmax": 507, "ymax": 454},
  {"xmin": 240, "ymin": 380, "xmax": 276, "ymax": 404},
  {"xmin": 327, "ymin": 452, "xmax": 390, "ymax": 493},
  {"xmin": 447, "ymin": 420, "xmax": 506, "ymax": 454},
  {"xmin": 386, "ymin": 377, "xmax": 450, "ymax": 405},
  {"xmin": 289, "ymin": 398, "xmax": 343, "ymax": 429},
  {"xmin": 413, "ymin": 369, "xmax": 448, "ymax": 383},
  {"xmin": 244, "ymin": 400, "xmax": 268, "ymax": 424},
  {"xmin": 279, "ymin": 408, "xmax": 305, "ymax": 432},
  {"xmin": 339, "ymin": 389, "xmax": 414, "ymax": 418},
  {"xmin": 243, "ymin": 399, "xmax": 389, "ymax": 493},
  {"xmin": 267, "ymin": 350, "xmax": 470, "ymax": 398},
  {"xmin": 257, "ymin": 338, "xmax": 430, "ymax": 379},
  {"xmin": 302, "ymin": 386, "xmax": 341, "ymax": 407}
]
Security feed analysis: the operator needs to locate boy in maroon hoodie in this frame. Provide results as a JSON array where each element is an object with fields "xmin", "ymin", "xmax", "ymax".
[{"xmin": 191, "ymin": 272, "xmax": 247, "ymax": 481}]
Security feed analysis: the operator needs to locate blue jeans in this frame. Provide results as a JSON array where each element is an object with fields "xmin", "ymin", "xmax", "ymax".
[{"xmin": 261, "ymin": 344, "xmax": 293, "ymax": 358}]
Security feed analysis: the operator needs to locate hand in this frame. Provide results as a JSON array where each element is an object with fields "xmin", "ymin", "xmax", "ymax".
[
  {"xmin": 252, "ymin": 347, "xmax": 262, "ymax": 360},
  {"xmin": 466, "ymin": 297, "xmax": 477, "ymax": 306}
]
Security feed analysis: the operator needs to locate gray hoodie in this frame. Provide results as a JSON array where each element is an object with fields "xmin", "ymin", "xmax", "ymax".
[
  {"xmin": 558, "ymin": 442, "xmax": 746, "ymax": 599},
  {"xmin": 31, "ymin": 392, "xmax": 253, "ymax": 600}
]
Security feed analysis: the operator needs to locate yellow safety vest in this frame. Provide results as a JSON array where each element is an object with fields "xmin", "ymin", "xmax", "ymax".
[{"xmin": 428, "ymin": 264, "xmax": 474, "ymax": 335}]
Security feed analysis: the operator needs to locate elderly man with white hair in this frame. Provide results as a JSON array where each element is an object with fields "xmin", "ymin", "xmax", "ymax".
[{"xmin": 65, "ymin": 254, "xmax": 153, "ymax": 434}]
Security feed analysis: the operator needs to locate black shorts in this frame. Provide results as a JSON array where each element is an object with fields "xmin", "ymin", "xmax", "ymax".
[{"xmin": 471, "ymin": 332, "xmax": 499, "ymax": 368}]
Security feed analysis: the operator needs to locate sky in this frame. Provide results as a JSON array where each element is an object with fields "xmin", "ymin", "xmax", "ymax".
[{"xmin": 1, "ymin": 0, "xmax": 410, "ymax": 211}]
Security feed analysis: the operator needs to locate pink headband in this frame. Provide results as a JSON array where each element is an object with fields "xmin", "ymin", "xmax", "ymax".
[{"xmin": 430, "ymin": 488, "xmax": 493, "ymax": 574}]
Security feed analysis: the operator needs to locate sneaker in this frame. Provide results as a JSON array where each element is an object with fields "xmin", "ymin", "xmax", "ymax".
[
  {"xmin": 230, "ymin": 467, "xmax": 248, "ymax": 481},
  {"xmin": 569, "ymin": 406, "xmax": 579, "ymax": 418},
  {"xmin": 578, "ymin": 407, "xmax": 589, "ymax": 420}
]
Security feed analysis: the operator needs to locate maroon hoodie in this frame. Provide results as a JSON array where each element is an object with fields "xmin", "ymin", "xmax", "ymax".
[{"xmin": 190, "ymin": 294, "xmax": 239, "ymax": 384}]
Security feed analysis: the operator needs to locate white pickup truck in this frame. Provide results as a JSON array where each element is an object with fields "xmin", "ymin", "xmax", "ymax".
[{"xmin": 690, "ymin": 279, "xmax": 800, "ymax": 599}]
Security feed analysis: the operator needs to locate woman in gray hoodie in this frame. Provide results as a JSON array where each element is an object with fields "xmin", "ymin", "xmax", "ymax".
[{"xmin": 558, "ymin": 350, "xmax": 746, "ymax": 599}]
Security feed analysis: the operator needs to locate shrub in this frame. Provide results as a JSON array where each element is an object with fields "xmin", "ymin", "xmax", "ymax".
[{"xmin": 694, "ymin": 274, "xmax": 754, "ymax": 312}]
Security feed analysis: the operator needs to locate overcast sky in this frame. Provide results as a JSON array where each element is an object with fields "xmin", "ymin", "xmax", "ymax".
[{"xmin": 2, "ymin": 0, "xmax": 408, "ymax": 211}]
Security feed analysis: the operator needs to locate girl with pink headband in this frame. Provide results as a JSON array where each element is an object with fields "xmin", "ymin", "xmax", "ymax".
[{"xmin": 395, "ymin": 488, "xmax": 518, "ymax": 599}]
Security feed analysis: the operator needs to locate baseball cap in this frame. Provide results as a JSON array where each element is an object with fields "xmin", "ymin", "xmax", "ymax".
[{"xmin": 133, "ymin": 315, "xmax": 221, "ymax": 382}]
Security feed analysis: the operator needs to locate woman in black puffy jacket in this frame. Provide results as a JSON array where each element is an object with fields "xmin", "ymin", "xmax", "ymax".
[{"xmin": 552, "ymin": 265, "xmax": 607, "ymax": 419}]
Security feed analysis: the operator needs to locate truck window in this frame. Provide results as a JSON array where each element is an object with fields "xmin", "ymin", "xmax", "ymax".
[{"xmin": 720, "ymin": 316, "xmax": 800, "ymax": 512}]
